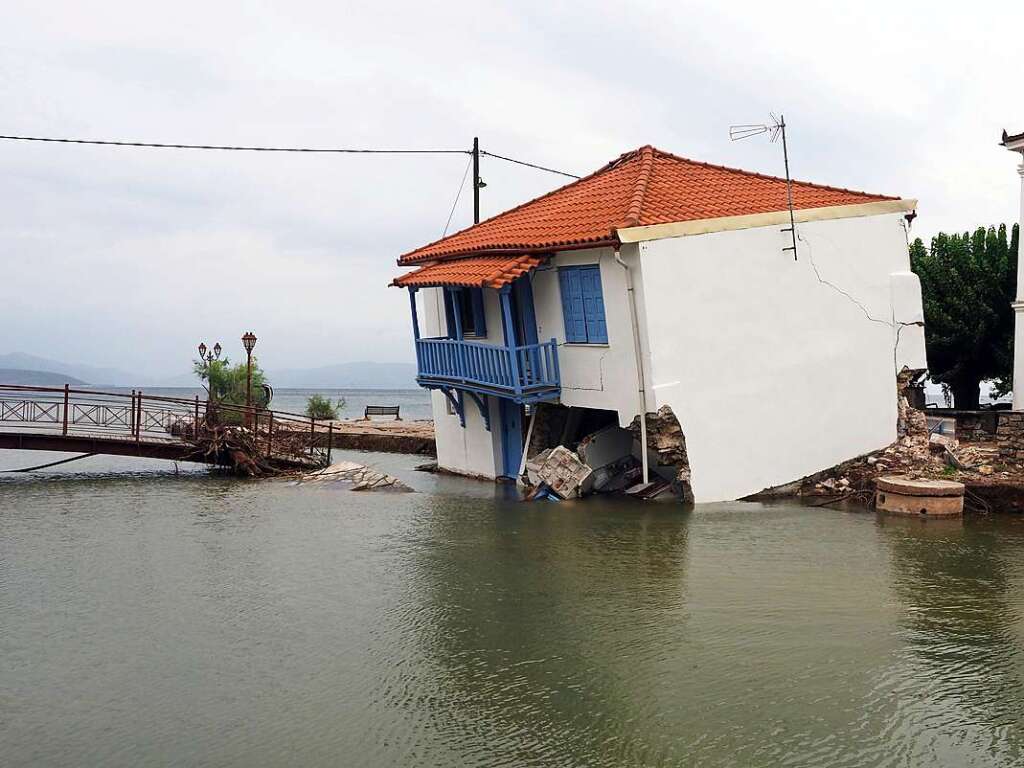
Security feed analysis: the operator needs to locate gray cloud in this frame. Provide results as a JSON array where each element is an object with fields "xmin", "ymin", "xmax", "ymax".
[{"xmin": 1, "ymin": 0, "xmax": 1021, "ymax": 378}]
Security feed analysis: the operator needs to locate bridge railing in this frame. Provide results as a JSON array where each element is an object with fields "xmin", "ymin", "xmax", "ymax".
[{"xmin": 0, "ymin": 384, "xmax": 336, "ymax": 467}]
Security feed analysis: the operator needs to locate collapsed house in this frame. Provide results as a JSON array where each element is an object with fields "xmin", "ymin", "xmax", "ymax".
[{"xmin": 390, "ymin": 145, "xmax": 927, "ymax": 502}]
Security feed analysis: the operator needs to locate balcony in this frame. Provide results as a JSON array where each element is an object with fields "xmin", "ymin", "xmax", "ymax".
[{"xmin": 415, "ymin": 337, "xmax": 560, "ymax": 403}]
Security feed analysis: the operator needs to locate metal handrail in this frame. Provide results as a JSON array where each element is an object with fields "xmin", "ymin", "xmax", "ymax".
[{"xmin": 0, "ymin": 384, "xmax": 334, "ymax": 466}]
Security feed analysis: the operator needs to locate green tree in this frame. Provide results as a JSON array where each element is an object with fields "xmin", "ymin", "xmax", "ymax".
[
  {"xmin": 304, "ymin": 394, "xmax": 345, "ymax": 420},
  {"xmin": 910, "ymin": 223, "xmax": 1019, "ymax": 409},
  {"xmin": 194, "ymin": 356, "xmax": 270, "ymax": 410}
]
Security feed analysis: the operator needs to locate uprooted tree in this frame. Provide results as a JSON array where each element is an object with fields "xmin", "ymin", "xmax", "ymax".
[
  {"xmin": 189, "ymin": 355, "xmax": 282, "ymax": 475},
  {"xmin": 195, "ymin": 356, "xmax": 270, "ymax": 409},
  {"xmin": 909, "ymin": 223, "xmax": 1019, "ymax": 409}
]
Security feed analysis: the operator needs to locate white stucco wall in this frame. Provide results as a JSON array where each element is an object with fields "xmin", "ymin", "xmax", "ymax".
[
  {"xmin": 429, "ymin": 389, "xmax": 502, "ymax": 477},
  {"xmin": 531, "ymin": 246, "xmax": 641, "ymax": 425},
  {"xmin": 636, "ymin": 212, "xmax": 925, "ymax": 502},
  {"xmin": 417, "ymin": 286, "xmax": 503, "ymax": 478}
]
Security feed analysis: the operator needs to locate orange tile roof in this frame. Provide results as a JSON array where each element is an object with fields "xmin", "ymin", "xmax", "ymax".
[
  {"xmin": 391, "ymin": 253, "xmax": 546, "ymax": 289},
  {"xmin": 397, "ymin": 145, "xmax": 898, "ymax": 265}
]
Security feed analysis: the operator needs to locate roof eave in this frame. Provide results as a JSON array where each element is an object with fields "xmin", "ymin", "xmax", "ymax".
[
  {"xmin": 398, "ymin": 237, "xmax": 621, "ymax": 266},
  {"xmin": 616, "ymin": 199, "xmax": 918, "ymax": 244}
]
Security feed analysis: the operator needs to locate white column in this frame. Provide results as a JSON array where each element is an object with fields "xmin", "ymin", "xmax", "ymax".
[{"xmin": 1013, "ymin": 159, "xmax": 1024, "ymax": 409}]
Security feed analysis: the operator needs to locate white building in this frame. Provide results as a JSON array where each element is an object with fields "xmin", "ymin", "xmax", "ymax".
[
  {"xmin": 1002, "ymin": 129, "xmax": 1024, "ymax": 410},
  {"xmin": 392, "ymin": 146, "xmax": 926, "ymax": 502}
]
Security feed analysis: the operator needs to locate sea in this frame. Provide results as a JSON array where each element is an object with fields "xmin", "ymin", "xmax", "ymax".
[{"xmin": 93, "ymin": 386, "xmax": 432, "ymax": 421}]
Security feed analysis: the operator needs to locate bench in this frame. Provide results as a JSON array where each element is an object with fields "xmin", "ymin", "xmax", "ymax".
[{"xmin": 364, "ymin": 405, "xmax": 401, "ymax": 421}]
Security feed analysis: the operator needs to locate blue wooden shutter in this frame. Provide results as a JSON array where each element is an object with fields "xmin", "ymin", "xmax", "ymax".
[
  {"xmin": 580, "ymin": 267, "xmax": 608, "ymax": 343},
  {"xmin": 470, "ymin": 288, "xmax": 487, "ymax": 337},
  {"xmin": 559, "ymin": 268, "xmax": 587, "ymax": 342}
]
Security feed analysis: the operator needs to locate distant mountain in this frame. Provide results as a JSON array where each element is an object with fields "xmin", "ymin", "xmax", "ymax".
[
  {"xmin": 0, "ymin": 352, "xmax": 418, "ymax": 390},
  {"xmin": 0, "ymin": 368, "xmax": 88, "ymax": 386},
  {"xmin": 266, "ymin": 361, "xmax": 418, "ymax": 389},
  {"xmin": 155, "ymin": 361, "xmax": 417, "ymax": 389},
  {"xmin": 0, "ymin": 353, "xmax": 141, "ymax": 386}
]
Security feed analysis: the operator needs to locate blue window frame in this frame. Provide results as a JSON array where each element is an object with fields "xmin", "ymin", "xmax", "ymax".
[
  {"xmin": 558, "ymin": 265, "xmax": 607, "ymax": 344},
  {"xmin": 443, "ymin": 287, "xmax": 487, "ymax": 338}
]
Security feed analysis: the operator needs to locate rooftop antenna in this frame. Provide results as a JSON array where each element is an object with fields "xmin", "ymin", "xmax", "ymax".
[{"xmin": 729, "ymin": 113, "xmax": 798, "ymax": 260}]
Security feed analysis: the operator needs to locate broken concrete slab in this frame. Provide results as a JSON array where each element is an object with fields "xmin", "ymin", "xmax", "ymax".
[
  {"xmin": 525, "ymin": 448, "xmax": 553, "ymax": 487},
  {"xmin": 625, "ymin": 477, "xmax": 673, "ymax": 499},
  {"xmin": 528, "ymin": 445, "xmax": 592, "ymax": 499},
  {"xmin": 301, "ymin": 460, "xmax": 413, "ymax": 492}
]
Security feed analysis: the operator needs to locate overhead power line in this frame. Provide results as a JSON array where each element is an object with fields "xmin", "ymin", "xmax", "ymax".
[
  {"xmin": 0, "ymin": 134, "xmax": 582, "ymax": 179},
  {"xmin": 479, "ymin": 150, "xmax": 580, "ymax": 179},
  {"xmin": 0, "ymin": 134, "xmax": 466, "ymax": 155}
]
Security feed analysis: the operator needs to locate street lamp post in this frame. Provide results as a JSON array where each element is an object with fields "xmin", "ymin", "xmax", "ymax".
[
  {"xmin": 242, "ymin": 331, "xmax": 257, "ymax": 426},
  {"xmin": 197, "ymin": 342, "xmax": 221, "ymax": 382},
  {"xmin": 197, "ymin": 341, "xmax": 221, "ymax": 428}
]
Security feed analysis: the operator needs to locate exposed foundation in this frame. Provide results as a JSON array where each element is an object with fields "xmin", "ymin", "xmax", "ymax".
[{"xmin": 524, "ymin": 402, "xmax": 693, "ymax": 502}]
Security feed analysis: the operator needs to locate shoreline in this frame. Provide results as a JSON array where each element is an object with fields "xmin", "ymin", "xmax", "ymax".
[{"xmin": 323, "ymin": 418, "xmax": 435, "ymax": 456}]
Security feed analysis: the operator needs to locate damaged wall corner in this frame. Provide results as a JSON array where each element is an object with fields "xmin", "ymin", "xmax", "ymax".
[
  {"xmin": 896, "ymin": 367, "xmax": 929, "ymax": 442},
  {"xmin": 629, "ymin": 405, "xmax": 694, "ymax": 504}
]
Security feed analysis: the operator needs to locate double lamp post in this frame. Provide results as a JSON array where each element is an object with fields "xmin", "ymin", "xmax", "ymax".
[{"xmin": 197, "ymin": 331, "xmax": 258, "ymax": 425}]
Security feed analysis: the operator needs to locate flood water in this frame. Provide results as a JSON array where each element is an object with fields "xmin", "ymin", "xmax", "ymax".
[{"xmin": 3, "ymin": 452, "xmax": 1024, "ymax": 767}]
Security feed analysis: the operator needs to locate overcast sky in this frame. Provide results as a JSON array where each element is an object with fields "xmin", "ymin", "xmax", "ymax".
[{"xmin": 2, "ymin": 1, "xmax": 1022, "ymax": 378}]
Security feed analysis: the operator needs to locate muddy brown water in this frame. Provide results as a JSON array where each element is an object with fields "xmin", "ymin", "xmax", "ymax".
[{"xmin": 2, "ymin": 450, "xmax": 1024, "ymax": 767}]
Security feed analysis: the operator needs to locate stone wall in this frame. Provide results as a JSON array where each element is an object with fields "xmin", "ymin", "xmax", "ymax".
[
  {"xmin": 997, "ymin": 411, "xmax": 1024, "ymax": 462},
  {"xmin": 955, "ymin": 412, "xmax": 999, "ymax": 443}
]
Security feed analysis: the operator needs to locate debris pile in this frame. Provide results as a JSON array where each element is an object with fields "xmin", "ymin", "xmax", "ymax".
[
  {"xmin": 521, "ymin": 404, "xmax": 692, "ymax": 503},
  {"xmin": 300, "ymin": 460, "xmax": 413, "ymax": 492},
  {"xmin": 180, "ymin": 423, "xmax": 285, "ymax": 477},
  {"xmin": 796, "ymin": 429, "xmax": 1005, "ymax": 507}
]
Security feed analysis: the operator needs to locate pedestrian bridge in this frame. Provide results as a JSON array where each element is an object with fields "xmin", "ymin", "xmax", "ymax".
[{"xmin": 0, "ymin": 384, "xmax": 333, "ymax": 471}]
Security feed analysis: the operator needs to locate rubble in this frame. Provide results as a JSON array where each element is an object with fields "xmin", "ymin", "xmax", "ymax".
[
  {"xmin": 300, "ymin": 460, "xmax": 413, "ymax": 492},
  {"xmin": 896, "ymin": 368, "xmax": 929, "ymax": 439},
  {"xmin": 774, "ymin": 368, "xmax": 1022, "ymax": 504},
  {"xmin": 520, "ymin": 404, "xmax": 695, "ymax": 503},
  {"xmin": 526, "ymin": 446, "xmax": 592, "ymax": 499},
  {"xmin": 793, "ymin": 415, "xmax": 1008, "ymax": 504}
]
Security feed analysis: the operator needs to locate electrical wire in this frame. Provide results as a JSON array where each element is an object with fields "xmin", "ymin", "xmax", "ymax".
[
  {"xmin": 0, "ymin": 133, "xmax": 582, "ymax": 180},
  {"xmin": 479, "ymin": 150, "xmax": 580, "ymax": 179},
  {"xmin": 442, "ymin": 156, "xmax": 473, "ymax": 236},
  {"xmin": 0, "ymin": 134, "xmax": 468, "ymax": 154}
]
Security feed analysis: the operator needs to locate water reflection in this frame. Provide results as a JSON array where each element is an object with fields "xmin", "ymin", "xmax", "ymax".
[
  {"xmin": 392, "ymin": 496, "xmax": 690, "ymax": 766},
  {"xmin": 6, "ymin": 460, "xmax": 1024, "ymax": 768},
  {"xmin": 877, "ymin": 514, "xmax": 1024, "ymax": 763}
]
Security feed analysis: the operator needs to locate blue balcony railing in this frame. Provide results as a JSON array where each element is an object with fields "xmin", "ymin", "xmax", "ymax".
[{"xmin": 415, "ymin": 337, "xmax": 560, "ymax": 402}]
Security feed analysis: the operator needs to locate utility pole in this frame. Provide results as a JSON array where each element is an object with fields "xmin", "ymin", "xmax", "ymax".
[{"xmin": 472, "ymin": 136, "xmax": 481, "ymax": 224}]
